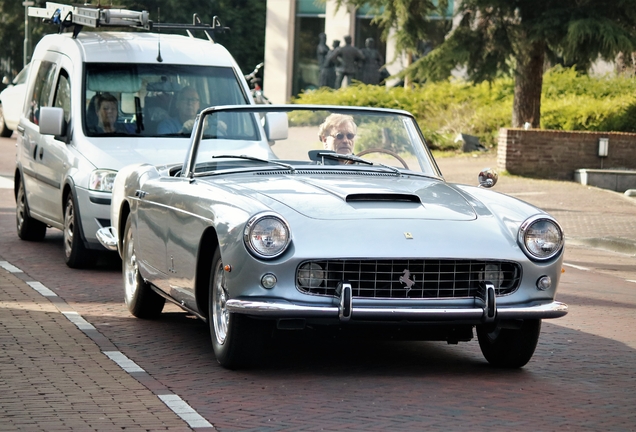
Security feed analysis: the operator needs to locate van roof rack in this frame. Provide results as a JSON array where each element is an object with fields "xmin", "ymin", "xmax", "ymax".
[{"xmin": 29, "ymin": 2, "xmax": 230, "ymax": 40}]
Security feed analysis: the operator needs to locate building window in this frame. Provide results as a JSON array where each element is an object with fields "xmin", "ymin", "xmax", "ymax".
[{"xmin": 292, "ymin": 0, "xmax": 326, "ymax": 96}]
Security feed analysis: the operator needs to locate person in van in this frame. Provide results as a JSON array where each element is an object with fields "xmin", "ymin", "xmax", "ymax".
[
  {"xmin": 157, "ymin": 86, "xmax": 201, "ymax": 134},
  {"xmin": 88, "ymin": 93, "xmax": 133, "ymax": 134}
]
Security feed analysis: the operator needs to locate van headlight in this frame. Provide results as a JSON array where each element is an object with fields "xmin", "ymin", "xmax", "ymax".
[
  {"xmin": 518, "ymin": 215, "xmax": 564, "ymax": 260},
  {"xmin": 89, "ymin": 169, "xmax": 117, "ymax": 192},
  {"xmin": 244, "ymin": 212, "xmax": 291, "ymax": 259}
]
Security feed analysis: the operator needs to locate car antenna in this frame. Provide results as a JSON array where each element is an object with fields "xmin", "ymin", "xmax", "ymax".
[{"xmin": 156, "ymin": 7, "xmax": 163, "ymax": 62}]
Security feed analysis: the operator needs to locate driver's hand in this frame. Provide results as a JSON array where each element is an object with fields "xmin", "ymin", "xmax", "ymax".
[{"xmin": 181, "ymin": 119, "xmax": 195, "ymax": 133}]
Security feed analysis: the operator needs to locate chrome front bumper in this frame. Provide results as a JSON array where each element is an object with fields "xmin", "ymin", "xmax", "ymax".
[
  {"xmin": 226, "ymin": 300, "xmax": 569, "ymax": 322},
  {"xmin": 96, "ymin": 227, "xmax": 118, "ymax": 251}
]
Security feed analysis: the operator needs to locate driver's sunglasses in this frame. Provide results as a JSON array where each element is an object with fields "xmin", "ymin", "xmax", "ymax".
[{"xmin": 331, "ymin": 132, "xmax": 355, "ymax": 140}]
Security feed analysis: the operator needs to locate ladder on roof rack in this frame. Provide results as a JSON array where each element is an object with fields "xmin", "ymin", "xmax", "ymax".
[{"xmin": 28, "ymin": 2, "xmax": 229, "ymax": 40}]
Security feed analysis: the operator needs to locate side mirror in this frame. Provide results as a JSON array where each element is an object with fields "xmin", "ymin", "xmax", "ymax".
[
  {"xmin": 264, "ymin": 112, "xmax": 288, "ymax": 141},
  {"xmin": 478, "ymin": 168, "xmax": 498, "ymax": 188},
  {"xmin": 39, "ymin": 107, "xmax": 65, "ymax": 136}
]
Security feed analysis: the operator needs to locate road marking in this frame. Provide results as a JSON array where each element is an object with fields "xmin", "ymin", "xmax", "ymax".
[
  {"xmin": 627, "ymin": 280, "xmax": 636, "ymax": 284},
  {"xmin": 563, "ymin": 263, "xmax": 590, "ymax": 271},
  {"xmin": 103, "ymin": 351, "xmax": 145, "ymax": 373},
  {"xmin": 0, "ymin": 261, "xmax": 22, "ymax": 273},
  {"xmin": 158, "ymin": 394, "xmax": 214, "ymax": 429},
  {"xmin": 27, "ymin": 281, "xmax": 58, "ymax": 296},
  {"xmin": 63, "ymin": 311, "xmax": 96, "ymax": 330},
  {"xmin": 0, "ymin": 176, "xmax": 13, "ymax": 189},
  {"xmin": 2, "ymin": 257, "xmax": 214, "ymax": 430}
]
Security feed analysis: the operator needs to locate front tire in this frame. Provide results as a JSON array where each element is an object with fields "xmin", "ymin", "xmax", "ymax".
[
  {"xmin": 122, "ymin": 214, "xmax": 165, "ymax": 318},
  {"xmin": 477, "ymin": 319, "xmax": 542, "ymax": 368},
  {"xmin": 209, "ymin": 249, "xmax": 264, "ymax": 368},
  {"xmin": 63, "ymin": 192, "xmax": 95, "ymax": 268},
  {"xmin": 15, "ymin": 179, "xmax": 47, "ymax": 241}
]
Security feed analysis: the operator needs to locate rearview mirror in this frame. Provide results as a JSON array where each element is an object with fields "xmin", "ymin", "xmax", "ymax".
[{"xmin": 264, "ymin": 112, "xmax": 288, "ymax": 141}]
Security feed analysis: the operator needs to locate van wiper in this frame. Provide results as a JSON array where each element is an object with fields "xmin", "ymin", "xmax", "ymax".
[{"xmin": 211, "ymin": 155, "xmax": 295, "ymax": 171}]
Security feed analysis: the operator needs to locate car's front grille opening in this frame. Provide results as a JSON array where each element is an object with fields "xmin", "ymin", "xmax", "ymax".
[{"xmin": 296, "ymin": 259, "xmax": 521, "ymax": 299}]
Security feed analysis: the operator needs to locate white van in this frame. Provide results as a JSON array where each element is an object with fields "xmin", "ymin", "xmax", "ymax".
[{"xmin": 15, "ymin": 5, "xmax": 253, "ymax": 267}]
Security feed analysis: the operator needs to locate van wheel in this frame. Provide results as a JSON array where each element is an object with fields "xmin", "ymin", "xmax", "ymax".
[
  {"xmin": 122, "ymin": 214, "xmax": 164, "ymax": 318},
  {"xmin": 63, "ymin": 192, "xmax": 95, "ymax": 268},
  {"xmin": 16, "ymin": 179, "xmax": 47, "ymax": 241},
  {"xmin": 0, "ymin": 105, "xmax": 13, "ymax": 138}
]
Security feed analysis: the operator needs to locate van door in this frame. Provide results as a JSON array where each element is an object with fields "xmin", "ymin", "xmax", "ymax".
[
  {"xmin": 19, "ymin": 59, "xmax": 58, "ymax": 224},
  {"xmin": 26, "ymin": 54, "xmax": 73, "ymax": 226}
]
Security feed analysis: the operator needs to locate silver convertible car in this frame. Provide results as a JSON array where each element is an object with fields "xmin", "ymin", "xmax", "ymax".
[{"xmin": 97, "ymin": 105, "xmax": 567, "ymax": 369}]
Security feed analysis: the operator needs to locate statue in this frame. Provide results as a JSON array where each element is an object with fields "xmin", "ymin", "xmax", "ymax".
[
  {"xmin": 360, "ymin": 38, "xmax": 384, "ymax": 85},
  {"xmin": 331, "ymin": 35, "xmax": 364, "ymax": 88},
  {"xmin": 320, "ymin": 39, "xmax": 340, "ymax": 89}
]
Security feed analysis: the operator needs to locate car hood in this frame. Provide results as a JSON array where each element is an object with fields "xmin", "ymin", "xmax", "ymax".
[
  {"xmin": 220, "ymin": 174, "xmax": 478, "ymax": 221},
  {"xmin": 75, "ymin": 137, "xmax": 190, "ymax": 170}
]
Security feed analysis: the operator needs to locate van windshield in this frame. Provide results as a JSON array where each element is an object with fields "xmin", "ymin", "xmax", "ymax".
[{"xmin": 84, "ymin": 63, "xmax": 248, "ymax": 137}]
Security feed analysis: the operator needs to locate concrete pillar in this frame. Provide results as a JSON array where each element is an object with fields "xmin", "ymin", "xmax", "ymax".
[
  {"xmin": 384, "ymin": 27, "xmax": 408, "ymax": 87},
  {"xmin": 324, "ymin": 2, "xmax": 355, "ymax": 49},
  {"xmin": 263, "ymin": 0, "xmax": 295, "ymax": 104}
]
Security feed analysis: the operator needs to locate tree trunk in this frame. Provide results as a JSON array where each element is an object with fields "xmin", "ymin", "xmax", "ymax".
[{"xmin": 512, "ymin": 41, "xmax": 545, "ymax": 128}]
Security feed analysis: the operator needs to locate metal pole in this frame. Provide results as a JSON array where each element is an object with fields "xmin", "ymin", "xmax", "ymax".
[{"xmin": 23, "ymin": 1, "xmax": 34, "ymax": 67}]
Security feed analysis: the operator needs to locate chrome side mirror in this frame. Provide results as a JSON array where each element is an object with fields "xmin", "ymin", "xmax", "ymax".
[{"xmin": 478, "ymin": 168, "xmax": 498, "ymax": 188}]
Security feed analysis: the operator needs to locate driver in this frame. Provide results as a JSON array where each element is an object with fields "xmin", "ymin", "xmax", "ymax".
[{"xmin": 318, "ymin": 114, "xmax": 357, "ymax": 155}]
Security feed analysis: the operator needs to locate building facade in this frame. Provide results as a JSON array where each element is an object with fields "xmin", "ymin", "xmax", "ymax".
[{"xmin": 264, "ymin": 0, "xmax": 421, "ymax": 103}]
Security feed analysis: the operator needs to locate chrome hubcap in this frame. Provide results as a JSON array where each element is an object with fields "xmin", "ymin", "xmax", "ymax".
[
  {"xmin": 123, "ymin": 226, "xmax": 137, "ymax": 304},
  {"xmin": 212, "ymin": 260, "xmax": 229, "ymax": 345},
  {"xmin": 16, "ymin": 185, "xmax": 26, "ymax": 231},
  {"xmin": 63, "ymin": 200, "xmax": 75, "ymax": 257}
]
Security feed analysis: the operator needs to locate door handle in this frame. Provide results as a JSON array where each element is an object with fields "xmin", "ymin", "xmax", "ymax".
[
  {"xmin": 39, "ymin": 146, "xmax": 44, "ymax": 160},
  {"xmin": 135, "ymin": 190, "xmax": 148, "ymax": 198}
]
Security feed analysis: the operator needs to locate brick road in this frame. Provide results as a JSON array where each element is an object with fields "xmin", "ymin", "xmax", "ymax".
[{"xmin": 1, "ymin": 136, "xmax": 635, "ymax": 431}]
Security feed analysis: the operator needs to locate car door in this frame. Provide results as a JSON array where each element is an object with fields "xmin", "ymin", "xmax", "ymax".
[
  {"xmin": 19, "ymin": 58, "xmax": 58, "ymax": 223},
  {"xmin": 31, "ymin": 54, "xmax": 74, "ymax": 224}
]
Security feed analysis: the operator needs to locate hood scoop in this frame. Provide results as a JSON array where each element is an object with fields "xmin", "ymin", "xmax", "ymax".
[{"xmin": 346, "ymin": 193, "xmax": 421, "ymax": 203}]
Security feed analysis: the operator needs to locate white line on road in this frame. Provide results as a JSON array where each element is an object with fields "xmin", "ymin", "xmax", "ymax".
[
  {"xmin": 0, "ymin": 261, "xmax": 22, "ymax": 273},
  {"xmin": 27, "ymin": 281, "xmax": 58, "ymax": 296},
  {"xmin": 63, "ymin": 311, "xmax": 96, "ymax": 330},
  {"xmin": 159, "ymin": 394, "xmax": 214, "ymax": 429},
  {"xmin": 0, "ymin": 176, "xmax": 13, "ymax": 189},
  {"xmin": 103, "ymin": 350, "xmax": 145, "ymax": 373}
]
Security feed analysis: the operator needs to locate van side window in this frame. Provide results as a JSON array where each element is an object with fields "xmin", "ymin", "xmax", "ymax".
[
  {"xmin": 27, "ymin": 61, "xmax": 56, "ymax": 125},
  {"xmin": 53, "ymin": 71, "xmax": 71, "ymax": 124}
]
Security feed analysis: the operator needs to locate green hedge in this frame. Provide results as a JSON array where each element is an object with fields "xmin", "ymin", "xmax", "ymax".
[{"xmin": 292, "ymin": 66, "xmax": 636, "ymax": 151}]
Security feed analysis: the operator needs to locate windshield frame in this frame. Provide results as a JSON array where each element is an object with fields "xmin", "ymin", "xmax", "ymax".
[{"xmin": 182, "ymin": 104, "xmax": 443, "ymax": 180}]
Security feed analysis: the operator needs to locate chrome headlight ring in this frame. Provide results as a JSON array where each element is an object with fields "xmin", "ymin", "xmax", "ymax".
[
  {"xmin": 243, "ymin": 212, "xmax": 291, "ymax": 259},
  {"xmin": 518, "ymin": 215, "xmax": 564, "ymax": 261}
]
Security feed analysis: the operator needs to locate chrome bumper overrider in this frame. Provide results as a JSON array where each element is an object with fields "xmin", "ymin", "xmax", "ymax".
[
  {"xmin": 96, "ymin": 227, "xmax": 118, "ymax": 251},
  {"xmin": 225, "ymin": 299, "xmax": 569, "ymax": 321}
]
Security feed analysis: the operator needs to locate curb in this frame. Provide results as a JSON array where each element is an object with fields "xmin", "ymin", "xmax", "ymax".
[{"xmin": 567, "ymin": 236, "xmax": 636, "ymax": 256}]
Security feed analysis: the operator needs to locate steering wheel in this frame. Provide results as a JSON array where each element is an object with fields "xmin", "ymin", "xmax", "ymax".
[{"xmin": 356, "ymin": 148, "xmax": 409, "ymax": 169}]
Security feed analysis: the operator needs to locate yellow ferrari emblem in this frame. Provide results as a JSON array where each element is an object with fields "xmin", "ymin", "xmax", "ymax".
[{"xmin": 404, "ymin": 232, "xmax": 413, "ymax": 239}]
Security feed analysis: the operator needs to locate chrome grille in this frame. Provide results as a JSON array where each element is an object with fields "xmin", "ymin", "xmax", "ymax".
[{"xmin": 296, "ymin": 259, "xmax": 521, "ymax": 299}]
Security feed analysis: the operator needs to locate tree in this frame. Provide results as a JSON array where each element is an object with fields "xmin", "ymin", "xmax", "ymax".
[
  {"xmin": 337, "ymin": 0, "xmax": 450, "ymax": 87},
  {"xmin": 403, "ymin": 0, "xmax": 636, "ymax": 128},
  {"xmin": 0, "ymin": 0, "xmax": 265, "ymax": 78}
]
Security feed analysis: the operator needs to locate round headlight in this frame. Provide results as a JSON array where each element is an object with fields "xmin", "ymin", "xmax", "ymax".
[
  {"xmin": 518, "ymin": 216, "xmax": 564, "ymax": 260},
  {"xmin": 244, "ymin": 213, "xmax": 291, "ymax": 259}
]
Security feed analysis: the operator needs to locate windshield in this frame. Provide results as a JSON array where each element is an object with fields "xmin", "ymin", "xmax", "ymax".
[
  {"xmin": 188, "ymin": 107, "xmax": 441, "ymax": 177},
  {"xmin": 84, "ymin": 63, "xmax": 248, "ymax": 137}
]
